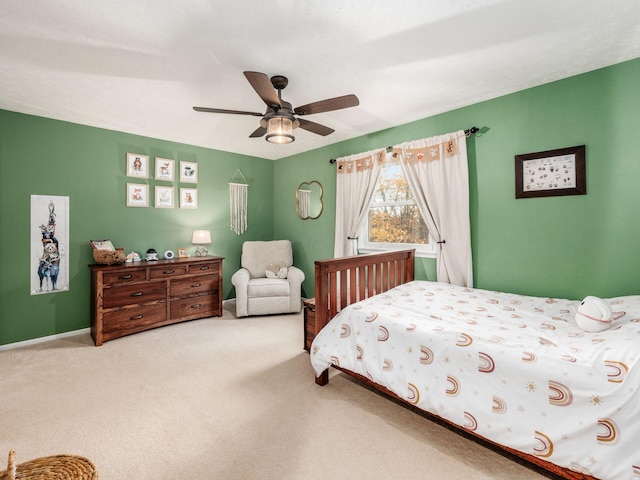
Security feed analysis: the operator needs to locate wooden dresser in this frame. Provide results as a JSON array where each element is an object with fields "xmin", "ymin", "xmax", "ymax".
[{"xmin": 89, "ymin": 256, "xmax": 223, "ymax": 346}]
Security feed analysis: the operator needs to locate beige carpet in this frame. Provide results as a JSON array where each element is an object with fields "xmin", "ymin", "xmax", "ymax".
[{"xmin": 0, "ymin": 302, "xmax": 550, "ymax": 479}]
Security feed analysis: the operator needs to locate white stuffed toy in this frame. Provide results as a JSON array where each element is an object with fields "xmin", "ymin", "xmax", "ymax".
[{"xmin": 575, "ymin": 296, "xmax": 612, "ymax": 332}]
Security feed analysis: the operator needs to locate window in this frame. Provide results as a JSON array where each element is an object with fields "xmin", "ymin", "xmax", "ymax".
[{"xmin": 359, "ymin": 155, "xmax": 434, "ymax": 257}]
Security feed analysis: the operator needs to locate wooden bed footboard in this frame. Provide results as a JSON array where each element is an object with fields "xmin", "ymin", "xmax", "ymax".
[
  {"xmin": 313, "ymin": 248, "xmax": 415, "ymax": 385},
  {"xmin": 311, "ymin": 249, "xmax": 597, "ymax": 480}
]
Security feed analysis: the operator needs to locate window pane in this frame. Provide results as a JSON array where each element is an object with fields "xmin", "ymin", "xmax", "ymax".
[
  {"xmin": 372, "ymin": 163, "xmax": 411, "ymax": 203},
  {"xmin": 368, "ymin": 204, "xmax": 429, "ymax": 244}
]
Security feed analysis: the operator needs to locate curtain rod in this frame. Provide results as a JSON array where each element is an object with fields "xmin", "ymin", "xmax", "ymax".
[{"xmin": 329, "ymin": 126, "xmax": 480, "ymax": 164}]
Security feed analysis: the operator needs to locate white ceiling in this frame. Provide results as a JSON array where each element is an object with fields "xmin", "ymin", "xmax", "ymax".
[{"xmin": 2, "ymin": 1, "xmax": 640, "ymax": 160}]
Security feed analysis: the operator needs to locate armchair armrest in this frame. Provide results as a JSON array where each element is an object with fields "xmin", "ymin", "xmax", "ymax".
[
  {"xmin": 286, "ymin": 266, "xmax": 305, "ymax": 312},
  {"xmin": 231, "ymin": 268, "xmax": 251, "ymax": 317},
  {"xmin": 286, "ymin": 266, "xmax": 305, "ymax": 286},
  {"xmin": 231, "ymin": 268, "xmax": 251, "ymax": 287}
]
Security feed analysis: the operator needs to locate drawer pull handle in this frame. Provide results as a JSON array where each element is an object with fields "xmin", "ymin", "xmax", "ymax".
[
  {"xmin": 163, "ymin": 270, "xmax": 175, "ymax": 275},
  {"xmin": 130, "ymin": 314, "xmax": 144, "ymax": 320},
  {"xmin": 119, "ymin": 274, "xmax": 133, "ymax": 280},
  {"xmin": 191, "ymin": 304, "xmax": 202, "ymax": 308},
  {"xmin": 131, "ymin": 292, "xmax": 144, "ymax": 297},
  {"xmin": 200, "ymin": 266, "xmax": 210, "ymax": 270},
  {"xmin": 192, "ymin": 283, "xmax": 202, "ymax": 288}
]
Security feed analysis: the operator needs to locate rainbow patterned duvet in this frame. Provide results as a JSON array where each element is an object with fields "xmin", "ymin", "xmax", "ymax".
[{"xmin": 310, "ymin": 281, "xmax": 640, "ymax": 480}]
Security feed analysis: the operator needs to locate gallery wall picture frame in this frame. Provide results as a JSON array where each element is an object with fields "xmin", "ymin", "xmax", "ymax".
[
  {"xmin": 180, "ymin": 161, "xmax": 198, "ymax": 183},
  {"xmin": 155, "ymin": 185, "xmax": 174, "ymax": 208},
  {"xmin": 126, "ymin": 153, "xmax": 149, "ymax": 178},
  {"xmin": 515, "ymin": 145, "xmax": 586, "ymax": 199},
  {"xmin": 180, "ymin": 188, "xmax": 198, "ymax": 209},
  {"xmin": 154, "ymin": 157, "xmax": 175, "ymax": 181},
  {"xmin": 126, "ymin": 183, "xmax": 149, "ymax": 207}
]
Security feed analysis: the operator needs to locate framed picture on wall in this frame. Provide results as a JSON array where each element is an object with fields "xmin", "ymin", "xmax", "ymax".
[
  {"xmin": 180, "ymin": 188, "xmax": 198, "ymax": 208},
  {"xmin": 179, "ymin": 161, "xmax": 198, "ymax": 183},
  {"xmin": 126, "ymin": 183, "xmax": 149, "ymax": 207},
  {"xmin": 126, "ymin": 153, "xmax": 149, "ymax": 178},
  {"xmin": 515, "ymin": 145, "xmax": 586, "ymax": 199},
  {"xmin": 154, "ymin": 157, "xmax": 175, "ymax": 181},
  {"xmin": 155, "ymin": 186, "xmax": 174, "ymax": 208}
]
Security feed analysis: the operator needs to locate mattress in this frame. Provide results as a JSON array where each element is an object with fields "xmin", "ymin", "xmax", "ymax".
[{"xmin": 310, "ymin": 280, "xmax": 640, "ymax": 479}]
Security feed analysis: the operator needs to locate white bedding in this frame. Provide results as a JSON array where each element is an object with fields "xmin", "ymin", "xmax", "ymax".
[{"xmin": 310, "ymin": 281, "xmax": 640, "ymax": 480}]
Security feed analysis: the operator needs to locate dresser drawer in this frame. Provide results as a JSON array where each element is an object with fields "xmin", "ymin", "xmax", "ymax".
[
  {"xmin": 188, "ymin": 261, "xmax": 220, "ymax": 275},
  {"xmin": 170, "ymin": 294, "xmax": 218, "ymax": 319},
  {"xmin": 149, "ymin": 264, "xmax": 188, "ymax": 279},
  {"xmin": 103, "ymin": 269, "xmax": 147, "ymax": 285},
  {"xmin": 170, "ymin": 274, "xmax": 217, "ymax": 298},
  {"xmin": 102, "ymin": 303, "xmax": 167, "ymax": 334},
  {"xmin": 103, "ymin": 281, "xmax": 166, "ymax": 308}
]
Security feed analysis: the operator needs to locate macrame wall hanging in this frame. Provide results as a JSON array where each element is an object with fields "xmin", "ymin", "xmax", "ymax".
[{"xmin": 229, "ymin": 169, "xmax": 249, "ymax": 235}]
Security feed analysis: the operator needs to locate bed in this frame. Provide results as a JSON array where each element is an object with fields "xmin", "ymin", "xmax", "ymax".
[{"xmin": 310, "ymin": 249, "xmax": 640, "ymax": 480}]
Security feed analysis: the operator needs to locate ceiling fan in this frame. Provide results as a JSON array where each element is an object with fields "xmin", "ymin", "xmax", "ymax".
[{"xmin": 193, "ymin": 71, "xmax": 359, "ymax": 144}]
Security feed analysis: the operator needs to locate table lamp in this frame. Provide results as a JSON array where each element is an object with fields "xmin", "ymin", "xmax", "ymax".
[{"xmin": 191, "ymin": 229, "xmax": 211, "ymax": 256}]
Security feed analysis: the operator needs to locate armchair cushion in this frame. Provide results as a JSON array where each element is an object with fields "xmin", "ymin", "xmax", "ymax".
[
  {"xmin": 248, "ymin": 278, "xmax": 290, "ymax": 298},
  {"xmin": 241, "ymin": 240, "xmax": 292, "ymax": 279}
]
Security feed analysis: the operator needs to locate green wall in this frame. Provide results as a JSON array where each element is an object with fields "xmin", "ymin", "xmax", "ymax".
[
  {"xmin": 2, "ymin": 57, "xmax": 639, "ymax": 346},
  {"xmin": 0, "ymin": 112, "xmax": 274, "ymax": 345},
  {"xmin": 276, "ymin": 58, "xmax": 640, "ymax": 300}
]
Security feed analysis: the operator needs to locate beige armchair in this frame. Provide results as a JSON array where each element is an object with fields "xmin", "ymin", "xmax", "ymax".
[{"xmin": 231, "ymin": 240, "xmax": 305, "ymax": 317}]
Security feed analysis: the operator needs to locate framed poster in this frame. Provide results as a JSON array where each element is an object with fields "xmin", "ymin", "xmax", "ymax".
[
  {"xmin": 126, "ymin": 153, "xmax": 149, "ymax": 178},
  {"xmin": 31, "ymin": 195, "xmax": 70, "ymax": 294},
  {"xmin": 155, "ymin": 157, "xmax": 175, "ymax": 181},
  {"xmin": 126, "ymin": 183, "xmax": 149, "ymax": 207},
  {"xmin": 180, "ymin": 188, "xmax": 198, "ymax": 208},
  {"xmin": 155, "ymin": 185, "xmax": 174, "ymax": 208},
  {"xmin": 179, "ymin": 161, "xmax": 198, "ymax": 183},
  {"xmin": 515, "ymin": 145, "xmax": 586, "ymax": 199}
]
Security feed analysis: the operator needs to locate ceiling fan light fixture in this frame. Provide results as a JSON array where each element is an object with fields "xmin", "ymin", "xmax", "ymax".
[{"xmin": 265, "ymin": 116, "xmax": 295, "ymax": 144}]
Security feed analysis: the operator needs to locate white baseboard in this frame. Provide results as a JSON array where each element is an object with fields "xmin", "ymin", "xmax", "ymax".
[
  {"xmin": 0, "ymin": 328, "xmax": 91, "ymax": 352},
  {"xmin": 2, "ymin": 300, "xmax": 238, "ymax": 352}
]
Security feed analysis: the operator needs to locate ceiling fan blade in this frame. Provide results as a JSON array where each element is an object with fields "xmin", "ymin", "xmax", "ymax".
[
  {"xmin": 243, "ymin": 71, "xmax": 281, "ymax": 109},
  {"xmin": 193, "ymin": 106, "xmax": 263, "ymax": 116},
  {"xmin": 294, "ymin": 94, "xmax": 359, "ymax": 115},
  {"xmin": 249, "ymin": 126, "xmax": 267, "ymax": 138},
  {"xmin": 297, "ymin": 118, "xmax": 335, "ymax": 136}
]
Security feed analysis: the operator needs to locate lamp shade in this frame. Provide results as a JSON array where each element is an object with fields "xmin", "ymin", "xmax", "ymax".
[
  {"xmin": 191, "ymin": 229, "xmax": 212, "ymax": 244},
  {"xmin": 265, "ymin": 116, "xmax": 294, "ymax": 144}
]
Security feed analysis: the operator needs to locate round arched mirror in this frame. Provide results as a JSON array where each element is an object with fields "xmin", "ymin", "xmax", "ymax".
[{"xmin": 296, "ymin": 181, "xmax": 323, "ymax": 220}]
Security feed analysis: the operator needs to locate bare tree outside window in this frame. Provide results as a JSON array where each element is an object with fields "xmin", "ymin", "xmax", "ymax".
[{"xmin": 361, "ymin": 160, "xmax": 431, "ymax": 252}]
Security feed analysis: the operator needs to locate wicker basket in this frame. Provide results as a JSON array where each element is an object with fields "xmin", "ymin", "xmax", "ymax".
[
  {"xmin": 92, "ymin": 247, "xmax": 125, "ymax": 265},
  {"xmin": 0, "ymin": 450, "xmax": 98, "ymax": 480}
]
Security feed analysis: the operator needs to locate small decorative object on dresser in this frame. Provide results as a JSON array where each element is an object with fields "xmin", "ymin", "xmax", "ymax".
[
  {"xmin": 89, "ymin": 239, "xmax": 126, "ymax": 265},
  {"xmin": 89, "ymin": 256, "xmax": 223, "ymax": 345},
  {"xmin": 145, "ymin": 248, "xmax": 158, "ymax": 261}
]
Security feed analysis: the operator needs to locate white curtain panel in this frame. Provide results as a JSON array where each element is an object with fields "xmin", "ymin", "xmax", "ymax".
[
  {"xmin": 396, "ymin": 130, "xmax": 473, "ymax": 287},
  {"xmin": 333, "ymin": 148, "xmax": 385, "ymax": 257}
]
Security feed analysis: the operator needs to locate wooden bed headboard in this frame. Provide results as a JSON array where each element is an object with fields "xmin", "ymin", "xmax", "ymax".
[{"xmin": 313, "ymin": 249, "xmax": 415, "ymax": 339}]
